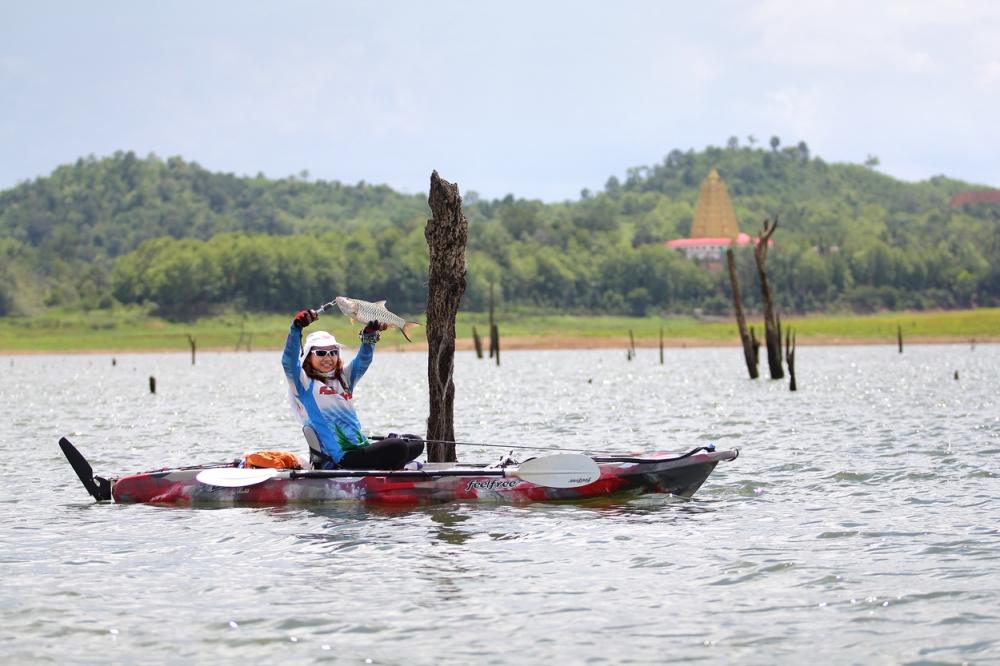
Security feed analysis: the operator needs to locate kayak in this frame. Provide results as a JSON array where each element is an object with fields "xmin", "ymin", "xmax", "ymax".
[{"xmin": 58, "ymin": 437, "xmax": 738, "ymax": 507}]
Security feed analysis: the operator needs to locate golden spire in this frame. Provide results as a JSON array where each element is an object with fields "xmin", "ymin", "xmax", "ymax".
[{"xmin": 690, "ymin": 168, "xmax": 739, "ymax": 239}]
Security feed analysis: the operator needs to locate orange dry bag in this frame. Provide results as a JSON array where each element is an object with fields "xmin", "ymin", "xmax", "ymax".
[{"xmin": 243, "ymin": 451, "xmax": 303, "ymax": 469}]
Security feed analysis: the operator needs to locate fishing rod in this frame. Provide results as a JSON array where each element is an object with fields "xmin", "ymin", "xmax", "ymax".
[
  {"xmin": 369, "ymin": 435, "xmax": 712, "ymax": 464},
  {"xmin": 370, "ymin": 435, "xmax": 589, "ymax": 453}
]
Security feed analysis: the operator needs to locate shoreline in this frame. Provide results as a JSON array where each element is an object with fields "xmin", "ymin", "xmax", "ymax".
[
  {"xmin": 3, "ymin": 334, "xmax": 995, "ymax": 355},
  {"xmin": 4, "ymin": 307, "xmax": 998, "ymax": 355}
]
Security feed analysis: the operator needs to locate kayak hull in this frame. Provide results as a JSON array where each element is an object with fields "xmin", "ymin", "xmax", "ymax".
[{"xmin": 109, "ymin": 448, "xmax": 738, "ymax": 506}]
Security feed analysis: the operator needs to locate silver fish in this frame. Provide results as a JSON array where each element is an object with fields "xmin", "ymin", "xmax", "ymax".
[{"xmin": 322, "ymin": 296, "xmax": 419, "ymax": 342}]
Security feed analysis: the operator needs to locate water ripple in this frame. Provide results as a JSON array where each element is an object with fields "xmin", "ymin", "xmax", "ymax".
[{"xmin": 3, "ymin": 344, "xmax": 1000, "ymax": 663}]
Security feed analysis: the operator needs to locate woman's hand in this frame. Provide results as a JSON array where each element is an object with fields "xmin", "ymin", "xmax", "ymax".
[
  {"xmin": 293, "ymin": 309, "xmax": 318, "ymax": 329},
  {"xmin": 359, "ymin": 320, "xmax": 388, "ymax": 344}
]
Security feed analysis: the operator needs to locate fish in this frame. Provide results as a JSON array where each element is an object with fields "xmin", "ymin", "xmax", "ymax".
[{"xmin": 320, "ymin": 296, "xmax": 419, "ymax": 342}]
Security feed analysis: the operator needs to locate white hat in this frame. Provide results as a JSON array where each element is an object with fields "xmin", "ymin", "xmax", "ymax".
[{"xmin": 301, "ymin": 331, "xmax": 344, "ymax": 366}]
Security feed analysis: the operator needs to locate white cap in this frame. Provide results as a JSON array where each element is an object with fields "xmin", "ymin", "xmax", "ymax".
[{"xmin": 301, "ymin": 331, "xmax": 344, "ymax": 366}]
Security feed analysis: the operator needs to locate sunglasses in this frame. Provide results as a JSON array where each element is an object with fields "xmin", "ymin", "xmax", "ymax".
[{"xmin": 311, "ymin": 349, "xmax": 339, "ymax": 357}]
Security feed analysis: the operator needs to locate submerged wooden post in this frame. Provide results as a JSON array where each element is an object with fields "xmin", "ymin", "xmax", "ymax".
[
  {"xmin": 491, "ymin": 324, "xmax": 500, "ymax": 367},
  {"xmin": 488, "ymin": 281, "xmax": 496, "ymax": 358},
  {"xmin": 187, "ymin": 334, "xmax": 197, "ymax": 365},
  {"xmin": 628, "ymin": 329, "xmax": 636, "ymax": 361},
  {"xmin": 897, "ymin": 325, "xmax": 903, "ymax": 353},
  {"xmin": 472, "ymin": 326, "xmax": 483, "ymax": 358},
  {"xmin": 753, "ymin": 217, "xmax": 783, "ymax": 379},
  {"xmin": 750, "ymin": 326, "xmax": 760, "ymax": 371},
  {"xmin": 726, "ymin": 247, "xmax": 758, "ymax": 379},
  {"xmin": 149, "ymin": 376, "xmax": 156, "ymax": 394},
  {"xmin": 785, "ymin": 327, "xmax": 797, "ymax": 391},
  {"xmin": 425, "ymin": 171, "xmax": 468, "ymax": 463},
  {"xmin": 659, "ymin": 326, "xmax": 664, "ymax": 365}
]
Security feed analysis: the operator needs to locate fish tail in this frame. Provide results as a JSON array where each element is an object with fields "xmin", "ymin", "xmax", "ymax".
[{"xmin": 401, "ymin": 321, "xmax": 419, "ymax": 342}]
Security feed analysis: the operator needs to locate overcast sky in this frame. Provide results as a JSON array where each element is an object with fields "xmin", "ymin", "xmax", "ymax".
[{"xmin": 2, "ymin": 1, "xmax": 998, "ymax": 201}]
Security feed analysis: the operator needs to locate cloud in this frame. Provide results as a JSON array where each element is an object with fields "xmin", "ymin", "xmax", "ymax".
[
  {"xmin": 764, "ymin": 86, "xmax": 831, "ymax": 145},
  {"xmin": 980, "ymin": 60, "xmax": 1000, "ymax": 90},
  {"xmin": 744, "ymin": 0, "xmax": 978, "ymax": 75}
]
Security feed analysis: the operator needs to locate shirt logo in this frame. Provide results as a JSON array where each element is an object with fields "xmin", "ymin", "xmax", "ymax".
[{"xmin": 319, "ymin": 386, "xmax": 351, "ymax": 399}]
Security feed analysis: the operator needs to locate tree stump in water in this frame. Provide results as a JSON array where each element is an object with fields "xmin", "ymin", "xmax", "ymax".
[
  {"xmin": 472, "ymin": 326, "xmax": 483, "ymax": 358},
  {"xmin": 753, "ymin": 217, "xmax": 783, "ymax": 379},
  {"xmin": 490, "ymin": 323, "xmax": 500, "ymax": 366},
  {"xmin": 785, "ymin": 327, "xmax": 797, "ymax": 391},
  {"xmin": 425, "ymin": 171, "xmax": 468, "ymax": 463},
  {"xmin": 488, "ymin": 281, "xmax": 495, "ymax": 358},
  {"xmin": 726, "ymin": 247, "xmax": 758, "ymax": 379}
]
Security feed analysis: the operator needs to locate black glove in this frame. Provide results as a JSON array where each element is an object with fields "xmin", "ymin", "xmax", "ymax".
[
  {"xmin": 293, "ymin": 309, "xmax": 318, "ymax": 329},
  {"xmin": 359, "ymin": 320, "xmax": 387, "ymax": 344}
]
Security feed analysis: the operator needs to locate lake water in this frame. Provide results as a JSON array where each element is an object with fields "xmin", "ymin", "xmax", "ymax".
[{"xmin": 2, "ymin": 344, "xmax": 999, "ymax": 664}]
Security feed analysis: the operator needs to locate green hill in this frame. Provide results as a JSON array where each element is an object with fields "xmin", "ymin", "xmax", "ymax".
[{"xmin": 1, "ymin": 142, "xmax": 998, "ymax": 319}]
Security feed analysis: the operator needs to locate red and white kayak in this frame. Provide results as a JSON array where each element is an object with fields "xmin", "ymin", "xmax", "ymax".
[{"xmin": 59, "ymin": 437, "xmax": 737, "ymax": 507}]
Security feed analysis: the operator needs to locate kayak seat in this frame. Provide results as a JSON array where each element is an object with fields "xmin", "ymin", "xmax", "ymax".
[{"xmin": 302, "ymin": 425, "xmax": 337, "ymax": 470}]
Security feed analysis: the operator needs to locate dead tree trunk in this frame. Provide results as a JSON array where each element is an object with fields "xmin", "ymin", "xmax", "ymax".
[
  {"xmin": 186, "ymin": 334, "xmax": 196, "ymax": 366},
  {"xmin": 753, "ymin": 217, "xmax": 784, "ymax": 379},
  {"xmin": 425, "ymin": 171, "xmax": 468, "ymax": 463},
  {"xmin": 490, "ymin": 324, "xmax": 500, "ymax": 366},
  {"xmin": 785, "ymin": 327, "xmax": 797, "ymax": 391},
  {"xmin": 726, "ymin": 247, "xmax": 758, "ymax": 379},
  {"xmin": 488, "ymin": 281, "xmax": 496, "ymax": 358},
  {"xmin": 472, "ymin": 326, "xmax": 483, "ymax": 358}
]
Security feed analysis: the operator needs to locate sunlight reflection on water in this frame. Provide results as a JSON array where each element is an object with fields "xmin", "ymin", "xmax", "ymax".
[{"xmin": 2, "ymin": 344, "xmax": 999, "ymax": 663}]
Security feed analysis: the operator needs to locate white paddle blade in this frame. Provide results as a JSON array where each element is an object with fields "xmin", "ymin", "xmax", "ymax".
[
  {"xmin": 509, "ymin": 454, "xmax": 601, "ymax": 489},
  {"xmin": 196, "ymin": 467, "xmax": 278, "ymax": 487}
]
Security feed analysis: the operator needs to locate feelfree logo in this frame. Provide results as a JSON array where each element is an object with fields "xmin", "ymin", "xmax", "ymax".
[{"xmin": 465, "ymin": 479, "xmax": 519, "ymax": 492}]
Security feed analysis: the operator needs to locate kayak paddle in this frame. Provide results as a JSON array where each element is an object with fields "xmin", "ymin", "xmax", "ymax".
[
  {"xmin": 58, "ymin": 437, "xmax": 112, "ymax": 501},
  {"xmin": 195, "ymin": 453, "xmax": 601, "ymax": 489}
]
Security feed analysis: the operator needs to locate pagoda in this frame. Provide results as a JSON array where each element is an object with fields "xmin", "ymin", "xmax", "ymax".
[{"xmin": 666, "ymin": 168, "xmax": 752, "ymax": 270}]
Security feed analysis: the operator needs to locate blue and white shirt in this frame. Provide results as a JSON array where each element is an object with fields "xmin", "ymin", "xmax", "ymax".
[{"xmin": 281, "ymin": 325, "xmax": 374, "ymax": 466}]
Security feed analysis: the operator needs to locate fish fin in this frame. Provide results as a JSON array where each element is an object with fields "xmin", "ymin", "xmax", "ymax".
[
  {"xmin": 401, "ymin": 321, "xmax": 420, "ymax": 343},
  {"xmin": 374, "ymin": 300, "xmax": 387, "ymax": 307},
  {"xmin": 349, "ymin": 317, "xmax": 356, "ymax": 325}
]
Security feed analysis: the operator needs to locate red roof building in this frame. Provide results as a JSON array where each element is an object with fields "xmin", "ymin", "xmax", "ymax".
[{"xmin": 950, "ymin": 190, "xmax": 1000, "ymax": 206}]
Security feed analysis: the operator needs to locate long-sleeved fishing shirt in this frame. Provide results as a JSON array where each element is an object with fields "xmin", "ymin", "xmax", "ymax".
[{"xmin": 281, "ymin": 325, "xmax": 374, "ymax": 466}]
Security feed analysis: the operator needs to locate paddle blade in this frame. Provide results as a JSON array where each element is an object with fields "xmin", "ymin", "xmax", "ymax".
[
  {"xmin": 196, "ymin": 467, "xmax": 278, "ymax": 487},
  {"xmin": 509, "ymin": 454, "xmax": 601, "ymax": 489},
  {"xmin": 59, "ymin": 437, "xmax": 102, "ymax": 500}
]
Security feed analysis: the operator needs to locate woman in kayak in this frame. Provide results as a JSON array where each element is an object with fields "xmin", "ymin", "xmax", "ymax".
[{"xmin": 282, "ymin": 308, "xmax": 424, "ymax": 470}]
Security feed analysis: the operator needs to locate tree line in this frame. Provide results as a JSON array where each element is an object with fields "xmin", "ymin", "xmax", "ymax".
[{"xmin": 1, "ymin": 144, "xmax": 998, "ymax": 319}]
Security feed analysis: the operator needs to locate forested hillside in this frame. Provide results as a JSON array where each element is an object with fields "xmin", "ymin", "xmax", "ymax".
[{"xmin": 1, "ymin": 142, "xmax": 998, "ymax": 319}]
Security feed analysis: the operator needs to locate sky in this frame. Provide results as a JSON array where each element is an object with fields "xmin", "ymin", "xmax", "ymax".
[{"xmin": 2, "ymin": 0, "xmax": 999, "ymax": 202}]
